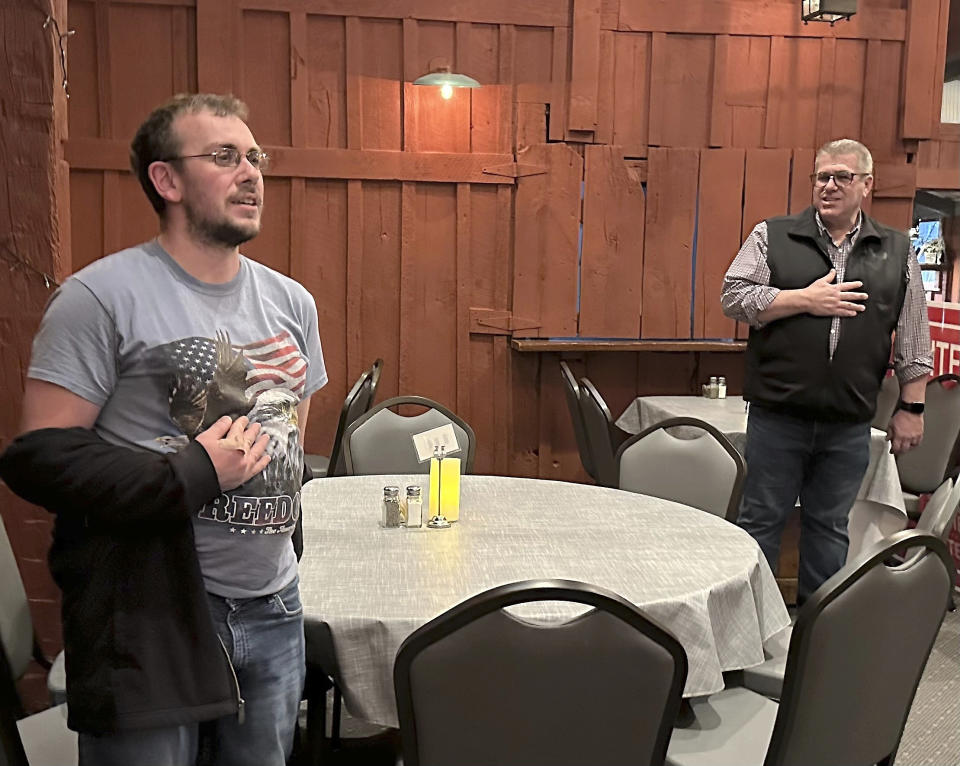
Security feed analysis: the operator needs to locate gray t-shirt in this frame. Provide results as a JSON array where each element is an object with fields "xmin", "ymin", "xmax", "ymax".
[{"xmin": 29, "ymin": 240, "xmax": 327, "ymax": 598}]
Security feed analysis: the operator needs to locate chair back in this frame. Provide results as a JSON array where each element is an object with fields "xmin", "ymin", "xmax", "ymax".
[
  {"xmin": 343, "ymin": 396, "xmax": 476, "ymax": 475},
  {"xmin": 0, "ymin": 518, "xmax": 32, "ymax": 694},
  {"xmin": 559, "ymin": 362, "xmax": 596, "ymax": 481},
  {"xmin": 897, "ymin": 374, "xmax": 960, "ymax": 493},
  {"xmin": 870, "ymin": 372, "xmax": 899, "ymax": 430},
  {"xmin": 394, "ymin": 579, "xmax": 688, "ymax": 766},
  {"xmin": 764, "ymin": 530, "xmax": 955, "ymax": 766},
  {"xmin": 616, "ymin": 417, "xmax": 746, "ymax": 522},
  {"xmin": 325, "ymin": 358, "xmax": 383, "ymax": 477},
  {"xmin": 578, "ymin": 378, "xmax": 627, "ymax": 488},
  {"xmin": 915, "ymin": 477, "xmax": 960, "ymax": 542},
  {"xmin": 0, "ymin": 642, "xmax": 29, "ymax": 766}
]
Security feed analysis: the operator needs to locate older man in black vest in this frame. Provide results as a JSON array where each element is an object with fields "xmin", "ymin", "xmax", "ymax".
[{"xmin": 722, "ymin": 138, "xmax": 932, "ymax": 605}]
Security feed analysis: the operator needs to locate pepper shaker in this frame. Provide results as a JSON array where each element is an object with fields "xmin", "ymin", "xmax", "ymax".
[{"xmin": 381, "ymin": 486, "xmax": 401, "ymax": 528}]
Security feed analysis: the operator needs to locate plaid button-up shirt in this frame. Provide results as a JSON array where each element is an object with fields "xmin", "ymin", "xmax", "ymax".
[{"xmin": 721, "ymin": 211, "xmax": 933, "ymax": 384}]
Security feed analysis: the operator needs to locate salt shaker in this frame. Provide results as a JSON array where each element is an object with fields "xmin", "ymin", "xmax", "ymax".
[
  {"xmin": 717, "ymin": 376, "xmax": 727, "ymax": 399},
  {"xmin": 708, "ymin": 376, "xmax": 719, "ymax": 399},
  {"xmin": 404, "ymin": 485, "xmax": 423, "ymax": 528},
  {"xmin": 381, "ymin": 486, "xmax": 401, "ymax": 528}
]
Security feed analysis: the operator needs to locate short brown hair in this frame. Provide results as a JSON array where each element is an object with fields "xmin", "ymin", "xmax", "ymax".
[{"xmin": 130, "ymin": 93, "xmax": 249, "ymax": 215}]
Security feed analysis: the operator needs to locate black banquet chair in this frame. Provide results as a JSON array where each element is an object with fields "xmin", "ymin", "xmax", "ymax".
[
  {"xmin": 559, "ymin": 361, "xmax": 597, "ymax": 482},
  {"xmin": 343, "ymin": 395, "xmax": 476, "ymax": 475},
  {"xmin": 578, "ymin": 377, "xmax": 630, "ymax": 488},
  {"xmin": 394, "ymin": 579, "xmax": 688, "ymax": 766},
  {"xmin": 667, "ymin": 529, "xmax": 956, "ymax": 766},
  {"xmin": 304, "ymin": 358, "xmax": 382, "ymax": 478}
]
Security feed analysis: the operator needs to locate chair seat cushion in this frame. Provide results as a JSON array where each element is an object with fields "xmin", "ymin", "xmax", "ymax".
[
  {"xmin": 305, "ymin": 454, "xmax": 330, "ymax": 477},
  {"xmin": 18, "ymin": 703, "xmax": 78, "ymax": 766},
  {"xmin": 739, "ymin": 654, "xmax": 786, "ymax": 700},
  {"xmin": 666, "ymin": 687, "xmax": 778, "ymax": 766}
]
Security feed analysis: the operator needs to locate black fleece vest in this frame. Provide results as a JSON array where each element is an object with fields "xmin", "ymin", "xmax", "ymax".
[{"xmin": 744, "ymin": 207, "xmax": 908, "ymax": 423}]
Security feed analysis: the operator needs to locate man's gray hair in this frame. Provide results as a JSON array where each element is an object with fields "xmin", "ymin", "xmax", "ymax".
[{"xmin": 815, "ymin": 138, "xmax": 873, "ymax": 174}]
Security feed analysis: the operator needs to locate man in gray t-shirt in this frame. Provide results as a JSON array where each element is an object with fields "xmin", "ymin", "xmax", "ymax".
[{"xmin": 16, "ymin": 94, "xmax": 325, "ymax": 766}]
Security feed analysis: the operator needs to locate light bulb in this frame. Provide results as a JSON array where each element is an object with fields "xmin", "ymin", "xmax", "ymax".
[{"xmin": 440, "ymin": 84, "xmax": 453, "ymax": 100}]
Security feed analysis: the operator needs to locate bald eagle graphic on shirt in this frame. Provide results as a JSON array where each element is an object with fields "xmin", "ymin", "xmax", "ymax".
[{"xmin": 147, "ymin": 329, "xmax": 306, "ymax": 533}]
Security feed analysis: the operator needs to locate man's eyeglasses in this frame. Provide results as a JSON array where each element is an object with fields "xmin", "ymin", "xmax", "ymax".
[
  {"xmin": 810, "ymin": 171, "xmax": 869, "ymax": 188},
  {"xmin": 163, "ymin": 147, "xmax": 270, "ymax": 172}
]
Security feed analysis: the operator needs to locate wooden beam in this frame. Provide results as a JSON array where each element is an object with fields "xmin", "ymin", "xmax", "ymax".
[
  {"xmin": 618, "ymin": 0, "xmax": 906, "ymax": 41},
  {"xmin": 917, "ymin": 167, "xmax": 960, "ymax": 190},
  {"xmin": 64, "ymin": 139, "xmax": 515, "ymax": 183},
  {"xmin": 238, "ymin": 0, "xmax": 572, "ymax": 28},
  {"xmin": 512, "ymin": 340, "xmax": 747, "ymax": 352}
]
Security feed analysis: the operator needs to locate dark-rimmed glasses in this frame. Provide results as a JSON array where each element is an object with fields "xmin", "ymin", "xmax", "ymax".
[
  {"xmin": 810, "ymin": 171, "xmax": 869, "ymax": 188},
  {"xmin": 163, "ymin": 146, "xmax": 270, "ymax": 172}
]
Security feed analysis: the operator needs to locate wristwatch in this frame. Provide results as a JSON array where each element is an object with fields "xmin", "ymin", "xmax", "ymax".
[{"xmin": 896, "ymin": 400, "xmax": 925, "ymax": 414}]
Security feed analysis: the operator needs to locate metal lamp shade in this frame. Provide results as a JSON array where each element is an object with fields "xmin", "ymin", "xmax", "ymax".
[{"xmin": 412, "ymin": 71, "xmax": 481, "ymax": 89}]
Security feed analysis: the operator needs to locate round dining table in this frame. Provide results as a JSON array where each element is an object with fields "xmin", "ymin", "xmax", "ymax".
[{"xmin": 297, "ymin": 474, "xmax": 790, "ymax": 727}]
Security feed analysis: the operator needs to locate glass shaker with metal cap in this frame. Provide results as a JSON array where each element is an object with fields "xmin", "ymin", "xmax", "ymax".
[
  {"xmin": 381, "ymin": 486, "xmax": 401, "ymax": 528},
  {"xmin": 404, "ymin": 485, "xmax": 423, "ymax": 528}
]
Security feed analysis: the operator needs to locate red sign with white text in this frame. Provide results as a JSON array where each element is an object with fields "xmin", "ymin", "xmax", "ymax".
[{"xmin": 926, "ymin": 300, "xmax": 960, "ymax": 579}]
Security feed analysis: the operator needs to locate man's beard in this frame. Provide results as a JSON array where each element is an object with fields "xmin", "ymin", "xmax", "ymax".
[{"xmin": 184, "ymin": 199, "xmax": 260, "ymax": 248}]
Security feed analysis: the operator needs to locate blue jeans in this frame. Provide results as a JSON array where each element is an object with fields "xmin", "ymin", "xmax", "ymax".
[
  {"xmin": 78, "ymin": 576, "xmax": 305, "ymax": 766},
  {"xmin": 738, "ymin": 406, "xmax": 871, "ymax": 604}
]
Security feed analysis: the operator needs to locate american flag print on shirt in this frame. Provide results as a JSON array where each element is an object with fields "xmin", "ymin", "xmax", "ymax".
[{"xmin": 241, "ymin": 331, "xmax": 307, "ymax": 398}]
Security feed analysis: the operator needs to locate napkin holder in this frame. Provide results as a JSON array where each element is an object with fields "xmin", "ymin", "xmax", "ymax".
[{"xmin": 429, "ymin": 455, "xmax": 461, "ymax": 523}]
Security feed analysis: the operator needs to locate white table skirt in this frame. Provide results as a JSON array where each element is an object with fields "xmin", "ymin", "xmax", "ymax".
[{"xmin": 298, "ymin": 474, "xmax": 790, "ymax": 727}]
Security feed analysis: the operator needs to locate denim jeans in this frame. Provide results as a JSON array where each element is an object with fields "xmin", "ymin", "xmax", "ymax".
[
  {"xmin": 737, "ymin": 406, "xmax": 871, "ymax": 604},
  {"xmin": 78, "ymin": 576, "xmax": 305, "ymax": 766}
]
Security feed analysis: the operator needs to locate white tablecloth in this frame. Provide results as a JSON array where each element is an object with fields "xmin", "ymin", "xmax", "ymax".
[{"xmin": 298, "ymin": 474, "xmax": 790, "ymax": 727}]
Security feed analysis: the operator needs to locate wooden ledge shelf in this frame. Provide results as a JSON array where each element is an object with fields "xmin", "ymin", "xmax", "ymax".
[{"xmin": 510, "ymin": 340, "xmax": 747, "ymax": 352}]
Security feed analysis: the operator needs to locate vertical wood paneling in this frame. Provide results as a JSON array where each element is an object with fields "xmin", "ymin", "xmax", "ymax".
[
  {"xmin": 862, "ymin": 41, "xmax": 904, "ymax": 161},
  {"xmin": 549, "ymin": 26, "xmax": 570, "ymax": 141},
  {"xmin": 69, "ymin": 171, "xmax": 103, "ymax": 273},
  {"xmin": 345, "ymin": 16, "xmax": 363, "ymax": 150},
  {"xmin": 696, "ymin": 148, "xmax": 744, "ymax": 339},
  {"xmin": 360, "ymin": 18, "xmax": 403, "ymax": 150},
  {"xmin": 456, "ymin": 183, "xmax": 471, "ymax": 416},
  {"xmin": 710, "ymin": 34, "xmax": 731, "ymax": 147},
  {"xmin": 790, "ymin": 148, "xmax": 816, "ymax": 214},
  {"xmin": 67, "ymin": 1, "xmax": 100, "ymax": 138},
  {"xmin": 398, "ymin": 183, "xmax": 458, "ymax": 402},
  {"xmin": 306, "ymin": 14, "xmax": 346, "ymax": 149},
  {"xmin": 641, "ymin": 147, "xmax": 699, "ymax": 339},
  {"xmin": 360, "ymin": 182, "xmax": 401, "ymax": 398},
  {"xmin": 742, "ymin": 148, "xmax": 791, "ymax": 240},
  {"xmin": 648, "ymin": 33, "xmax": 713, "ymax": 148},
  {"xmin": 405, "ymin": 20, "xmax": 469, "ymax": 152},
  {"xmin": 579, "ymin": 145, "xmax": 645, "ymax": 338},
  {"xmin": 901, "ymin": 0, "xmax": 942, "ymax": 138},
  {"xmin": 512, "ymin": 143, "xmax": 582, "ymax": 338},
  {"xmin": 299, "ymin": 179, "xmax": 348, "ymax": 454},
  {"xmin": 726, "ymin": 36, "xmax": 769, "ymax": 149},
  {"xmin": 242, "ymin": 11, "xmax": 291, "ymax": 147},
  {"xmin": 345, "ymin": 180, "xmax": 363, "ymax": 384},
  {"xmin": 765, "ymin": 36, "xmax": 821, "ymax": 149},
  {"xmin": 830, "ymin": 40, "xmax": 867, "ymax": 141},
  {"xmin": 290, "ymin": 12, "xmax": 308, "ymax": 149},
  {"xmin": 196, "ymin": 0, "xmax": 238, "ymax": 93},
  {"xmin": 110, "ymin": 4, "xmax": 179, "ymax": 141},
  {"xmin": 594, "ymin": 30, "xmax": 616, "ymax": 145},
  {"xmin": 569, "ymin": 0, "xmax": 602, "ymax": 132},
  {"xmin": 815, "ymin": 38, "xmax": 837, "ymax": 149},
  {"xmin": 612, "ymin": 31, "xmax": 650, "ymax": 156},
  {"xmin": 95, "ymin": 0, "xmax": 112, "ymax": 138}
]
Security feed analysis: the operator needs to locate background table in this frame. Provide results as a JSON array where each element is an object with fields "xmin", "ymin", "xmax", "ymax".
[
  {"xmin": 298, "ymin": 474, "xmax": 790, "ymax": 727},
  {"xmin": 615, "ymin": 395, "xmax": 907, "ymax": 565}
]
